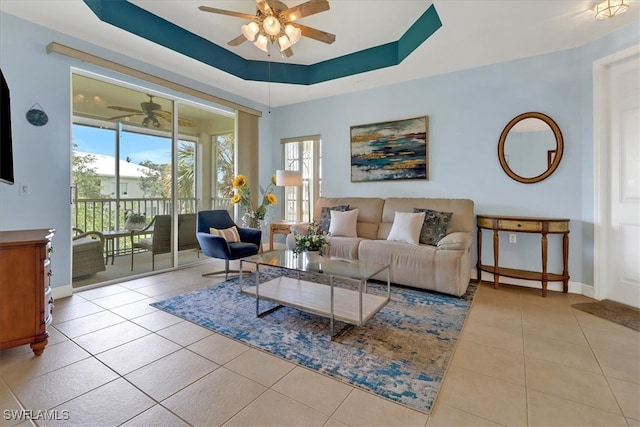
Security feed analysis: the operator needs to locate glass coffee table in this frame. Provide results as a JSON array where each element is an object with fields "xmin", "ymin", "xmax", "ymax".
[{"xmin": 239, "ymin": 250, "xmax": 390, "ymax": 340}]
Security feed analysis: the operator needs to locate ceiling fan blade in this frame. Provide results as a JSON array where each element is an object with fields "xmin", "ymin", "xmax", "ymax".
[
  {"xmin": 107, "ymin": 106, "xmax": 142, "ymax": 113},
  {"xmin": 296, "ymin": 23, "xmax": 336, "ymax": 44},
  {"xmin": 228, "ymin": 34, "xmax": 247, "ymax": 46},
  {"xmin": 107, "ymin": 113, "xmax": 141, "ymax": 121},
  {"xmin": 281, "ymin": 47, "xmax": 294, "ymax": 58},
  {"xmin": 281, "ymin": 0, "xmax": 329, "ymax": 21},
  {"xmin": 256, "ymin": 0, "xmax": 272, "ymax": 15},
  {"xmin": 198, "ymin": 6, "xmax": 255, "ymax": 20},
  {"xmin": 178, "ymin": 117, "xmax": 198, "ymax": 127},
  {"xmin": 153, "ymin": 111, "xmax": 172, "ymax": 120}
]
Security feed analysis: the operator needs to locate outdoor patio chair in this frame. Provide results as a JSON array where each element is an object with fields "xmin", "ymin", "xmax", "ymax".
[
  {"xmin": 196, "ymin": 209, "xmax": 262, "ymax": 280},
  {"xmin": 72, "ymin": 228, "xmax": 106, "ymax": 279},
  {"xmin": 131, "ymin": 215, "xmax": 171, "ymax": 271}
]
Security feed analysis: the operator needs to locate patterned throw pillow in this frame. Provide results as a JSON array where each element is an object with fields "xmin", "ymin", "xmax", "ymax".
[
  {"xmin": 318, "ymin": 205, "xmax": 349, "ymax": 233},
  {"xmin": 209, "ymin": 226, "xmax": 240, "ymax": 243},
  {"xmin": 413, "ymin": 208, "xmax": 453, "ymax": 245}
]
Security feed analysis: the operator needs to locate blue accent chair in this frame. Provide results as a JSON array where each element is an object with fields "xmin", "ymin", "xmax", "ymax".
[{"xmin": 196, "ymin": 210, "xmax": 262, "ymax": 279}]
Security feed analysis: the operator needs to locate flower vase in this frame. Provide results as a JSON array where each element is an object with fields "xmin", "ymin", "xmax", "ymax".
[{"xmin": 243, "ymin": 213, "xmax": 260, "ymax": 229}]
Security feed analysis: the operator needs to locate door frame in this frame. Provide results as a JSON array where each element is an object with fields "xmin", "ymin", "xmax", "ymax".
[{"xmin": 593, "ymin": 44, "xmax": 640, "ymax": 301}]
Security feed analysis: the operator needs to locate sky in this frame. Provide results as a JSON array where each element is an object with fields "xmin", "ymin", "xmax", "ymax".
[{"xmin": 72, "ymin": 124, "xmax": 172, "ymax": 165}]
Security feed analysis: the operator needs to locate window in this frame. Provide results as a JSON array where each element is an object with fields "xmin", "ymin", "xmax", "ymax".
[
  {"xmin": 281, "ymin": 135, "xmax": 321, "ymax": 222},
  {"xmin": 212, "ymin": 132, "xmax": 235, "ymax": 208}
]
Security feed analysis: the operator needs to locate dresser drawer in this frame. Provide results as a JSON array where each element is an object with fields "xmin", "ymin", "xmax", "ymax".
[{"xmin": 497, "ymin": 219, "xmax": 542, "ymax": 232}]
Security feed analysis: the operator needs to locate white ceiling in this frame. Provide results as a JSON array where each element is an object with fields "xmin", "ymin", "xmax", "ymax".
[{"xmin": 1, "ymin": 0, "xmax": 638, "ymax": 107}]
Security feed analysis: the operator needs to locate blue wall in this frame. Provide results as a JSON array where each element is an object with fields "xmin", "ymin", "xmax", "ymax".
[
  {"xmin": 1, "ymin": 8, "xmax": 638, "ymax": 292},
  {"xmin": 0, "ymin": 12, "xmax": 269, "ymax": 290},
  {"xmin": 270, "ymin": 21, "xmax": 640, "ymax": 288}
]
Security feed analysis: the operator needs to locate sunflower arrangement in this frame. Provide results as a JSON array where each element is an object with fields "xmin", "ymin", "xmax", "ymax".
[{"xmin": 231, "ymin": 174, "xmax": 278, "ymax": 227}]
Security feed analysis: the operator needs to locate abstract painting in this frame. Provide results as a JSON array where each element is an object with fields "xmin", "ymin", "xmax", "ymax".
[{"xmin": 350, "ymin": 116, "xmax": 428, "ymax": 182}]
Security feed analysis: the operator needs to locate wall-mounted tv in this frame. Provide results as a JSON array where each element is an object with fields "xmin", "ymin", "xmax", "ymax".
[{"xmin": 0, "ymin": 68, "xmax": 14, "ymax": 185}]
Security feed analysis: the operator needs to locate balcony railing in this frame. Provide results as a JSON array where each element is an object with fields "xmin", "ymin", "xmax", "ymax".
[{"xmin": 72, "ymin": 197, "xmax": 231, "ymax": 259}]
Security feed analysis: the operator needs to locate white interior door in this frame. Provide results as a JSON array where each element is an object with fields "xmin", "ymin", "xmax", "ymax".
[{"xmin": 606, "ymin": 53, "xmax": 640, "ymax": 307}]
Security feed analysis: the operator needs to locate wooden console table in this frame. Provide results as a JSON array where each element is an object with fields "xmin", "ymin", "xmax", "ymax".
[
  {"xmin": 269, "ymin": 221, "xmax": 306, "ymax": 251},
  {"xmin": 476, "ymin": 215, "xmax": 569, "ymax": 297}
]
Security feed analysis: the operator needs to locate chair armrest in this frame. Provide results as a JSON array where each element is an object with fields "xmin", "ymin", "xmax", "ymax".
[
  {"xmin": 437, "ymin": 232, "xmax": 472, "ymax": 250},
  {"xmin": 196, "ymin": 232, "xmax": 232, "ymax": 258},
  {"xmin": 73, "ymin": 231, "xmax": 105, "ymax": 247},
  {"xmin": 237, "ymin": 226, "xmax": 262, "ymax": 246}
]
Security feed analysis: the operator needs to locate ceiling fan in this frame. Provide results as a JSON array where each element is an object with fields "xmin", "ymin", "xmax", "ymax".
[
  {"xmin": 107, "ymin": 95, "xmax": 197, "ymax": 129},
  {"xmin": 199, "ymin": 0, "xmax": 335, "ymax": 57}
]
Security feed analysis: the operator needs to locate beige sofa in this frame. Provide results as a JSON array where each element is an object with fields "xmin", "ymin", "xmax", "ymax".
[{"xmin": 287, "ymin": 197, "xmax": 475, "ymax": 297}]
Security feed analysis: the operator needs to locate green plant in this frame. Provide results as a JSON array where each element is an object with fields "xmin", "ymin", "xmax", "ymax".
[
  {"xmin": 293, "ymin": 222, "xmax": 329, "ymax": 255},
  {"xmin": 125, "ymin": 210, "xmax": 146, "ymax": 223}
]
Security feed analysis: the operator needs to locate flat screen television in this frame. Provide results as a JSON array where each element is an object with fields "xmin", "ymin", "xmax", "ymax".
[{"xmin": 0, "ymin": 68, "xmax": 14, "ymax": 185}]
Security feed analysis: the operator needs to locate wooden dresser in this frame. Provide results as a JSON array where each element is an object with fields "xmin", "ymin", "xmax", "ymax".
[
  {"xmin": 476, "ymin": 215, "xmax": 569, "ymax": 297},
  {"xmin": 0, "ymin": 229, "xmax": 55, "ymax": 355}
]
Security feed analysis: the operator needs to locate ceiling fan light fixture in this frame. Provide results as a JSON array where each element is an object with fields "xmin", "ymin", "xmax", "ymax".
[
  {"xmin": 594, "ymin": 0, "xmax": 630, "ymax": 19},
  {"xmin": 241, "ymin": 21, "xmax": 260, "ymax": 41},
  {"xmin": 254, "ymin": 34, "xmax": 269, "ymax": 52},
  {"xmin": 262, "ymin": 15, "xmax": 281, "ymax": 36},
  {"xmin": 278, "ymin": 34, "xmax": 292, "ymax": 51},
  {"xmin": 284, "ymin": 24, "xmax": 301, "ymax": 44}
]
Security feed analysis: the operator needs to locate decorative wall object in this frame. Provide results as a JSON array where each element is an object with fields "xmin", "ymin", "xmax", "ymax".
[
  {"xmin": 350, "ymin": 116, "xmax": 428, "ymax": 182},
  {"xmin": 25, "ymin": 103, "xmax": 48, "ymax": 126}
]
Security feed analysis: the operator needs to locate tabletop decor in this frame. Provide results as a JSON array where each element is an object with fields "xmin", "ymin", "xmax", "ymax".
[
  {"xmin": 350, "ymin": 116, "xmax": 428, "ymax": 182},
  {"xmin": 123, "ymin": 210, "xmax": 146, "ymax": 230},
  {"xmin": 293, "ymin": 222, "xmax": 329, "ymax": 255},
  {"xmin": 231, "ymin": 174, "xmax": 278, "ymax": 228}
]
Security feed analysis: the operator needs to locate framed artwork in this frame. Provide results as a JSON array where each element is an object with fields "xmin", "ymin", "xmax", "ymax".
[{"xmin": 350, "ymin": 116, "xmax": 428, "ymax": 182}]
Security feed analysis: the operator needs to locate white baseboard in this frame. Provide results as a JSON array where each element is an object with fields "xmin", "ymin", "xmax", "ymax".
[
  {"xmin": 52, "ymin": 284, "xmax": 74, "ymax": 300},
  {"xmin": 472, "ymin": 269, "xmax": 593, "ymax": 297}
]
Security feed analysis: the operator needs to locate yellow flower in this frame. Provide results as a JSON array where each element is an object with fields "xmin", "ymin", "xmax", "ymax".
[
  {"xmin": 271, "ymin": 174, "xmax": 277, "ymax": 185},
  {"xmin": 266, "ymin": 193, "xmax": 277, "ymax": 205},
  {"xmin": 230, "ymin": 193, "xmax": 242, "ymax": 204},
  {"xmin": 233, "ymin": 175, "xmax": 247, "ymax": 189}
]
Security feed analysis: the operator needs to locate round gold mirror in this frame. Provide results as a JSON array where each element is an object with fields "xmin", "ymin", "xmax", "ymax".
[{"xmin": 498, "ymin": 112, "xmax": 564, "ymax": 184}]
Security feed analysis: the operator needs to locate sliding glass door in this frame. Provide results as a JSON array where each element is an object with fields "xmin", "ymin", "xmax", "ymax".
[{"xmin": 71, "ymin": 72, "xmax": 235, "ymax": 287}]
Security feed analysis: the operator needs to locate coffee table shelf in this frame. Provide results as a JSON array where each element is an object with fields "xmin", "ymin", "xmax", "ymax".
[
  {"xmin": 242, "ymin": 276, "xmax": 389, "ymax": 325},
  {"xmin": 239, "ymin": 250, "xmax": 390, "ymax": 340}
]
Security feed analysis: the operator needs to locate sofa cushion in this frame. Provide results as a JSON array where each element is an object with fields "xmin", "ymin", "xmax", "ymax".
[
  {"xmin": 318, "ymin": 205, "xmax": 349, "ymax": 233},
  {"xmin": 315, "ymin": 197, "xmax": 383, "ymax": 239},
  {"xmin": 329, "ymin": 209, "xmax": 359, "ymax": 237},
  {"xmin": 378, "ymin": 198, "xmax": 474, "ymax": 239},
  {"xmin": 413, "ymin": 208, "xmax": 453, "ymax": 245},
  {"xmin": 387, "ymin": 211, "xmax": 425, "ymax": 245},
  {"xmin": 326, "ymin": 236, "xmax": 363, "ymax": 259}
]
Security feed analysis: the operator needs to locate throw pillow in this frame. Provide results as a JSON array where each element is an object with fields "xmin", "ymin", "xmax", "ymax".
[
  {"xmin": 318, "ymin": 205, "xmax": 349, "ymax": 232},
  {"xmin": 329, "ymin": 208, "xmax": 359, "ymax": 237},
  {"xmin": 387, "ymin": 211, "xmax": 426, "ymax": 245},
  {"xmin": 209, "ymin": 226, "xmax": 240, "ymax": 243},
  {"xmin": 413, "ymin": 208, "xmax": 453, "ymax": 245}
]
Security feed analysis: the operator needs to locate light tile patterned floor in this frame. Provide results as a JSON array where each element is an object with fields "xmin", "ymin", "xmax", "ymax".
[{"xmin": 1, "ymin": 259, "xmax": 638, "ymax": 426}]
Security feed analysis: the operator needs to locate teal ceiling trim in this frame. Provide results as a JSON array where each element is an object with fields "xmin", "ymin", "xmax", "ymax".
[
  {"xmin": 82, "ymin": 0, "xmax": 442, "ymax": 85},
  {"xmin": 398, "ymin": 6, "xmax": 442, "ymax": 62}
]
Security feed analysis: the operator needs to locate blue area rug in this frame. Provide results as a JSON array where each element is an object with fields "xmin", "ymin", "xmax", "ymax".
[{"xmin": 151, "ymin": 269, "xmax": 476, "ymax": 414}]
